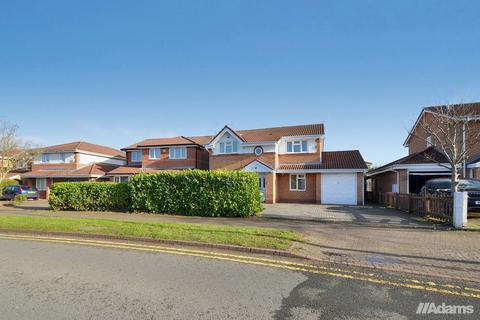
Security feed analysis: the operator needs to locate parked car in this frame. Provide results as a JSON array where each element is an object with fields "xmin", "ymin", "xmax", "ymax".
[
  {"xmin": 0, "ymin": 185, "xmax": 39, "ymax": 200},
  {"xmin": 421, "ymin": 178, "xmax": 480, "ymax": 211}
]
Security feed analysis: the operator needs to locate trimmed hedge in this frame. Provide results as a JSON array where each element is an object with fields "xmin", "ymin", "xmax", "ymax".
[
  {"xmin": 49, "ymin": 182, "xmax": 131, "ymax": 211},
  {"xmin": 48, "ymin": 170, "xmax": 263, "ymax": 217},
  {"xmin": 129, "ymin": 170, "xmax": 263, "ymax": 217}
]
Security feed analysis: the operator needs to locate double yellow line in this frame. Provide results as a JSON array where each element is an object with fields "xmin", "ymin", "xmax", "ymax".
[{"xmin": 1, "ymin": 233, "xmax": 479, "ymax": 299}]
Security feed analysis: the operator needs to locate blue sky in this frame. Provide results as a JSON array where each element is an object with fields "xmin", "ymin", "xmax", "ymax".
[{"xmin": 1, "ymin": 0, "xmax": 479, "ymax": 165}]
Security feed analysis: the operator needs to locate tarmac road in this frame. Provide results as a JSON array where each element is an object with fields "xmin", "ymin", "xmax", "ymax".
[{"xmin": 0, "ymin": 236, "xmax": 478, "ymax": 319}]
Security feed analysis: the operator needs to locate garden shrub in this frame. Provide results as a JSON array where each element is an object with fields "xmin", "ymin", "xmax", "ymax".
[
  {"xmin": 49, "ymin": 182, "xmax": 131, "ymax": 211},
  {"xmin": 129, "ymin": 170, "xmax": 263, "ymax": 217},
  {"xmin": 13, "ymin": 194, "xmax": 27, "ymax": 204}
]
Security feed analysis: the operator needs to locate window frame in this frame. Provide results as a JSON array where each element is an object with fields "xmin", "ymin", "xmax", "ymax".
[
  {"xmin": 169, "ymin": 147, "xmax": 187, "ymax": 159},
  {"xmin": 131, "ymin": 150, "xmax": 142, "ymax": 162},
  {"xmin": 149, "ymin": 148, "xmax": 161, "ymax": 160},
  {"xmin": 218, "ymin": 140, "xmax": 239, "ymax": 154},
  {"xmin": 286, "ymin": 140, "xmax": 308, "ymax": 153},
  {"xmin": 289, "ymin": 174, "xmax": 306, "ymax": 191},
  {"xmin": 36, "ymin": 178, "xmax": 47, "ymax": 191},
  {"xmin": 41, "ymin": 154, "xmax": 50, "ymax": 163},
  {"xmin": 114, "ymin": 176, "xmax": 130, "ymax": 183}
]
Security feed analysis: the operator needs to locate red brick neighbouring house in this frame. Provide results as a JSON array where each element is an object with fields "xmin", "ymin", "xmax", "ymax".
[
  {"xmin": 108, "ymin": 136, "xmax": 210, "ymax": 182},
  {"xmin": 21, "ymin": 141, "xmax": 126, "ymax": 198},
  {"xmin": 368, "ymin": 102, "xmax": 480, "ymax": 194}
]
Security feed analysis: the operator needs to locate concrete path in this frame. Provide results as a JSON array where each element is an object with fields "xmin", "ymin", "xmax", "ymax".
[{"xmin": 1, "ymin": 237, "xmax": 478, "ymax": 319}]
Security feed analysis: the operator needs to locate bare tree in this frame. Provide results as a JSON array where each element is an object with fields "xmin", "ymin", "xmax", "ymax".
[
  {"xmin": 413, "ymin": 103, "xmax": 480, "ymax": 192},
  {"xmin": 0, "ymin": 120, "xmax": 36, "ymax": 184}
]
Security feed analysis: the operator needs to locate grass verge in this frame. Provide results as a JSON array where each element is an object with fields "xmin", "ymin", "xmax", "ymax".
[{"xmin": 0, "ymin": 215, "xmax": 301, "ymax": 250}]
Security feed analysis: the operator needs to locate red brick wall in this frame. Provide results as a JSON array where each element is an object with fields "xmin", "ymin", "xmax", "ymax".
[
  {"xmin": 278, "ymin": 138, "xmax": 322, "ymax": 164},
  {"xmin": 373, "ymin": 171, "xmax": 397, "ymax": 193},
  {"xmin": 276, "ymin": 173, "xmax": 316, "ymax": 203},
  {"xmin": 130, "ymin": 146, "xmax": 208, "ymax": 170},
  {"xmin": 357, "ymin": 172, "xmax": 364, "ymax": 205}
]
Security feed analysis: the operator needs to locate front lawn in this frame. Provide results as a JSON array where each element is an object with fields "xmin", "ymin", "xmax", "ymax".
[{"xmin": 0, "ymin": 216, "xmax": 301, "ymax": 250}]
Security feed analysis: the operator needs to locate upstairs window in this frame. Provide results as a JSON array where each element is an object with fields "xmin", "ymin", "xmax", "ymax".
[
  {"xmin": 60, "ymin": 153, "xmax": 66, "ymax": 162},
  {"xmin": 219, "ymin": 141, "xmax": 238, "ymax": 154},
  {"xmin": 41, "ymin": 154, "xmax": 50, "ymax": 163},
  {"xmin": 287, "ymin": 141, "xmax": 308, "ymax": 153},
  {"xmin": 169, "ymin": 147, "xmax": 187, "ymax": 159},
  {"xmin": 149, "ymin": 148, "xmax": 161, "ymax": 159},
  {"xmin": 131, "ymin": 151, "xmax": 142, "ymax": 162}
]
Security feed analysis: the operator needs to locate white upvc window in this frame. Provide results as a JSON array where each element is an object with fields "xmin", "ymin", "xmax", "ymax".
[
  {"xmin": 290, "ymin": 174, "xmax": 306, "ymax": 191},
  {"xmin": 169, "ymin": 147, "xmax": 187, "ymax": 159},
  {"xmin": 114, "ymin": 176, "xmax": 130, "ymax": 183},
  {"xmin": 219, "ymin": 141, "xmax": 238, "ymax": 154},
  {"xmin": 131, "ymin": 151, "xmax": 142, "ymax": 162},
  {"xmin": 41, "ymin": 154, "xmax": 50, "ymax": 163},
  {"xmin": 60, "ymin": 153, "xmax": 66, "ymax": 162},
  {"xmin": 36, "ymin": 178, "xmax": 47, "ymax": 190},
  {"xmin": 149, "ymin": 148, "xmax": 161, "ymax": 159},
  {"xmin": 426, "ymin": 135, "xmax": 432, "ymax": 147},
  {"xmin": 287, "ymin": 141, "xmax": 308, "ymax": 153}
]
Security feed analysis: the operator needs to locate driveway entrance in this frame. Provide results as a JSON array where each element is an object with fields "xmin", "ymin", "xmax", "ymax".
[{"xmin": 261, "ymin": 203, "xmax": 429, "ymax": 227}]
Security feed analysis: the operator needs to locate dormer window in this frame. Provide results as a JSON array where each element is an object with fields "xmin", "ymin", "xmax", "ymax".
[
  {"xmin": 287, "ymin": 141, "xmax": 308, "ymax": 153},
  {"xmin": 219, "ymin": 141, "xmax": 238, "ymax": 154}
]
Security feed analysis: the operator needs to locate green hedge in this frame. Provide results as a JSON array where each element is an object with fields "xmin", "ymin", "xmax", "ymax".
[
  {"xmin": 49, "ymin": 182, "xmax": 131, "ymax": 211},
  {"xmin": 48, "ymin": 170, "xmax": 263, "ymax": 217},
  {"xmin": 129, "ymin": 170, "xmax": 263, "ymax": 217}
]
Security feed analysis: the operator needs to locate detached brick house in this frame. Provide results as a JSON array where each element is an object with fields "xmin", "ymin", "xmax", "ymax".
[
  {"xmin": 204, "ymin": 124, "xmax": 367, "ymax": 205},
  {"xmin": 112, "ymin": 123, "xmax": 367, "ymax": 205},
  {"xmin": 21, "ymin": 141, "xmax": 126, "ymax": 198},
  {"xmin": 108, "ymin": 136, "xmax": 210, "ymax": 182},
  {"xmin": 368, "ymin": 102, "xmax": 480, "ymax": 194}
]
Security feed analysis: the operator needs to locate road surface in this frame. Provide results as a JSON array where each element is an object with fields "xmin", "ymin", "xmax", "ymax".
[{"xmin": 0, "ymin": 235, "xmax": 478, "ymax": 319}]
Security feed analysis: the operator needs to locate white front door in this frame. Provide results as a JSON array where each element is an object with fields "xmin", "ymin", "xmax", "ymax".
[
  {"xmin": 321, "ymin": 173, "xmax": 357, "ymax": 205},
  {"xmin": 258, "ymin": 174, "xmax": 266, "ymax": 202}
]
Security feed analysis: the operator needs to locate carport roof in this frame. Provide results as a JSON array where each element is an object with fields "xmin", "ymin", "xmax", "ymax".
[{"xmin": 368, "ymin": 146, "xmax": 449, "ymax": 176}]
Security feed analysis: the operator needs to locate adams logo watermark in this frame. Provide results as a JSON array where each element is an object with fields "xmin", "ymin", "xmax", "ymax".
[{"xmin": 416, "ymin": 303, "xmax": 474, "ymax": 315}]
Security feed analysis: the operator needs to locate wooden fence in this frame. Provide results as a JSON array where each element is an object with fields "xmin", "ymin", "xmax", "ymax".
[{"xmin": 373, "ymin": 192, "xmax": 453, "ymax": 223}]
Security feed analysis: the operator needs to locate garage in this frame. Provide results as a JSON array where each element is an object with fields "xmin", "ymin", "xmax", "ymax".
[{"xmin": 321, "ymin": 173, "xmax": 357, "ymax": 205}]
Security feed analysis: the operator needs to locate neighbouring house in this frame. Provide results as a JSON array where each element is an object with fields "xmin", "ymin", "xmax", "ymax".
[
  {"xmin": 108, "ymin": 136, "xmax": 210, "ymax": 182},
  {"xmin": 21, "ymin": 141, "xmax": 126, "ymax": 198},
  {"xmin": 204, "ymin": 124, "xmax": 367, "ymax": 205},
  {"xmin": 368, "ymin": 102, "xmax": 480, "ymax": 194}
]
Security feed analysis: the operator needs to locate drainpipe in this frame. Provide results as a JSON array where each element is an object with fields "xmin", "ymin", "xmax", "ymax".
[{"xmin": 463, "ymin": 122, "xmax": 467, "ymax": 178}]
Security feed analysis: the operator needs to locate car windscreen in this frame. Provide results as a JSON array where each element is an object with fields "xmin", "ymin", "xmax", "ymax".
[
  {"xmin": 427, "ymin": 180, "xmax": 451, "ymax": 190},
  {"xmin": 459, "ymin": 179, "xmax": 480, "ymax": 190}
]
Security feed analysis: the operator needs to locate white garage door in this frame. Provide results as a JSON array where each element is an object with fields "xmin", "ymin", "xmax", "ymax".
[{"xmin": 321, "ymin": 173, "xmax": 357, "ymax": 205}]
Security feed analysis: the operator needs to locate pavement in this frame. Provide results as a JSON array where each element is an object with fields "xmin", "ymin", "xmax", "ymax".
[
  {"xmin": 2, "ymin": 200, "xmax": 480, "ymax": 282},
  {"xmin": 1, "ymin": 236, "xmax": 479, "ymax": 319}
]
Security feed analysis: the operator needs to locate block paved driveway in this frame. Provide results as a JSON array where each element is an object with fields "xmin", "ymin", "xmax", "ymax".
[{"xmin": 261, "ymin": 203, "xmax": 430, "ymax": 227}]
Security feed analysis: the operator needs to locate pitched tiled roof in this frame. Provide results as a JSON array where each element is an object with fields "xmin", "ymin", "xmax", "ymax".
[
  {"xmin": 425, "ymin": 102, "xmax": 480, "ymax": 115},
  {"xmin": 37, "ymin": 141, "xmax": 125, "ymax": 158},
  {"xmin": 21, "ymin": 163, "xmax": 119, "ymax": 178},
  {"xmin": 123, "ymin": 136, "xmax": 202, "ymax": 149},
  {"xmin": 368, "ymin": 146, "xmax": 449, "ymax": 175},
  {"xmin": 106, "ymin": 166, "xmax": 160, "ymax": 175},
  {"xmin": 279, "ymin": 150, "xmax": 367, "ymax": 170},
  {"xmin": 232, "ymin": 123, "xmax": 324, "ymax": 142}
]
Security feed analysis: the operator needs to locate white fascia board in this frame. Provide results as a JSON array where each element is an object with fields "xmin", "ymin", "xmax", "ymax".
[
  {"xmin": 23, "ymin": 174, "xmax": 102, "ymax": 178},
  {"xmin": 77, "ymin": 150, "xmax": 125, "ymax": 160},
  {"xmin": 468, "ymin": 162, "xmax": 480, "ymax": 168},
  {"xmin": 209, "ymin": 127, "xmax": 244, "ymax": 146},
  {"xmin": 277, "ymin": 169, "xmax": 367, "ymax": 174},
  {"xmin": 136, "ymin": 144, "xmax": 194, "ymax": 149},
  {"xmin": 282, "ymin": 134, "xmax": 323, "ymax": 141},
  {"xmin": 241, "ymin": 141, "xmax": 278, "ymax": 146},
  {"xmin": 367, "ymin": 163, "xmax": 451, "ymax": 176}
]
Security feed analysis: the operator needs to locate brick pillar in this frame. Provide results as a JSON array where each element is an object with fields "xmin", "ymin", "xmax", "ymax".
[
  {"xmin": 357, "ymin": 172, "xmax": 364, "ymax": 205},
  {"xmin": 315, "ymin": 173, "xmax": 322, "ymax": 204},
  {"xmin": 265, "ymin": 172, "xmax": 276, "ymax": 204}
]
